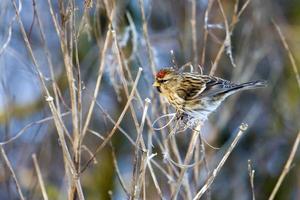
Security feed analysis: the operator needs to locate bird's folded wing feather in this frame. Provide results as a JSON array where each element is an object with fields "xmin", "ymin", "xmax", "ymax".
[
  {"xmin": 176, "ymin": 74, "xmax": 239, "ymax": 99},
  {"xmin": 200, "ymin": 76, "xmax": 241, "ymax": 97}
]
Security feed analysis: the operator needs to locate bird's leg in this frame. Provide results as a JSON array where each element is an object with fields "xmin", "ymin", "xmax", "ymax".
[{"xmin": 175, "ymin": 111, "xmax": 186, "ymax": 121}]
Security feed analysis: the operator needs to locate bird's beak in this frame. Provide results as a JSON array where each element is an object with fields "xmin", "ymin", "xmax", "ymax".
[{"xmin": 153, "ymin": 81, "xmax": 159, "ymax": 87}]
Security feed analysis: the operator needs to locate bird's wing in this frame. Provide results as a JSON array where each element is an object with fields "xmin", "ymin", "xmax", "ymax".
[
  {"xmin": 176, "ymin": 74, "xmax": 240, "ymax": 100},
  {"xmin": 200, "ymin": 76, "xmax": 241, "ymax": 97}
]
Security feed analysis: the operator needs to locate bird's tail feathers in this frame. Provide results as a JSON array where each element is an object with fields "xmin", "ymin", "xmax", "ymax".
[
  {"xmin": 240, "ymin": 80, "xmax": 268, "ymax": 90},
  {"xmin": 219, "ymin": 80, "xmax": 267, "ymax": 98}
]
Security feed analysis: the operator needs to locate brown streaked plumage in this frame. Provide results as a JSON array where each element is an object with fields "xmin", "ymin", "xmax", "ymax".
[{"xmin": 153, "ymin": 68, "xmax": 267, "ymax": 121}]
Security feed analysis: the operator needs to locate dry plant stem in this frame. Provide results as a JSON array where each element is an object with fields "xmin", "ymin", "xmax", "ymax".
[
  {"xmin": 201, "ymin": 0, "xmax": 215, "ymax": 66},
  {"xmin": 194, "ymin": 133, "xmax": 211, "ymax": 200},
  {"xmin": 161, "ymin": 128, "xmax": 182, "ymax": 195},
  {"xmin": 111, "ymin": 22, "xmax": 174, "ymax": 194},
  {"xmin": 146, "ymin": 157, "xmax": 164, "ymax": 199},
  {"xmin": 147, "ymin": 158, "xmax": 164, "ymax": 199},
  {"xmin": 103, "ymin": 0, "xmax": 115, "ymax": 21},
  {"xmin": 81, "ymin": 68, "xmax": 143, "ymax": 173},
  {"xmin": 0, "ymin": 0, "xmax": 19, "ymax": 55},
  {"xmin": 273, "ymin": 21, "xmax": 300, "ymax": 90},
  {"xmin": 135, "ymin": 154, "xmax": 147, "ymax": 200},
  {"xmin": 0, "ymin": 145, "xmax": 25, "ymax": 200},
  {"xmin": 170, "ymin": 127, "xmax": 183, "ymax": 164},
  {"xmin": 191, "ymin": 0, "xmax": 198, "ymax": 67},
  {"xmin": 81, "ymin": 145, "xmax": 97, "ymax": 164},
  {"xmin": 131, "ymin": 99, "xmax": 150, "ymax": 199},
  {"xmin": 91, "ymin": 128, "xmax": 130, "ymax": 197},
  {"xmin": 32, "ymin": 154, "xmax": 49, "ymax": 200},
  {"xmin": 46, "ymin": 0, "xmax": 81, "ymax": 179},
  {"xmin": 193, "ymin": 132, "xmax": 207, "ymax": 182},
  {"xmin": 201, "ymin": 135, "xmax": 211, "ymax": 176},
  {"xmin": 32, "ymin": 0, "xmax": 60, "ymax": 111},
  {"xmin": 0, "ymin": 112, "xmax": 70, "ymax": 145},
  {"xmin": 110, "ymin": 143, "xmax": 130, "ymax": 197},
  {"xmin": 14, "ymin": 0, "xmax": 53, "ymax": 152},
  {"xmin": 81, "ymin": 28, "xmax": 112, "ymax": 140},
  {"xmin": 0, "ymin": 18, "xmax": 13, "ymax": 55},
  {"xmin": 268, "ymin": 23, "xmax": 300, "ymax": 199},
  {"xmin": 126, "ymin": 11, "xmax": 138, "ymax": 62},
  {"xmin": 128, "ymin": 97, "xmax": 163, "ymax": 199},
  {"xmin": 93, "ymin": 100, "xmax": 136, "ymax": 146},
  {"xmin": 210, "ymin": 0, "xmax": 234, "ymax": 76},
  {"xmin": 13, "ymin": 1, "xmax": 85, "ymax": 199},
  {"xmin": 71, "ymin": 0, "xmax": 84, "ymax": 174},
  {"xmin": 63, "ymin": 6, "xmax": 81, "ymax": 198},
  {"xmin": 55, "ymin": 0, "xmax": 80, "ymax": 164},
  {"xmin": 145, "ymin": 104, "xmax": 163, "ymax": 199},
  {"xmin": 172, "ymin": 124, "xmax": 202, "ymax": 200},
  {"xmin": 217, "ymin": 0, "xmax": 236, "ymax": 68},
  {"xmin": 111, "ymin": 34, "xmax": 158, "ymax": 144},
  {"xmin": 151, "ymin": 159, "xmax": 175, "ymax": 183},
  {"xmin": 210, "ymin": 0, "xmax": 251, "ymax": 75},
  {"xmin": 248, "ymin": 160, "xmax": 256, "ymax": 200},
  {"xmin": 112, "ymin": 30, "xmax": 140, "ymax": 136},
  {"xmin": 269, "ymin": 131, "xmax": 300, "ymax": 200},
  {"xmin": 237, "ymin": 0, "xmax": 251, "ymax": 19},
  {"xmin": 233, "ymin": 0, "xmax": 240, "ymax": 21},
  {"xmin": 193, "ymin": 123, "xmax": 248, "ymax": 200},
  {"xmin": 193, "ymin": 141, "xmax": 200, "ymax": 183},
  {"xmin": 112, "ymin": 30, "xmax": 169, "ymax": 165},
  {"xmin": 94, "ymin": 99, "xmax": 169, "ymax": 196},
  {"xmin": 138, "ymin": 0, "xmax": 156, "ymax": 76}
]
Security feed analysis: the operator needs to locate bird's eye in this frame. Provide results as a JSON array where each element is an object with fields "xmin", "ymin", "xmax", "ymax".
[{"xmin": 158, "ymin": 79, "xmax": 168, "ymax": 84}]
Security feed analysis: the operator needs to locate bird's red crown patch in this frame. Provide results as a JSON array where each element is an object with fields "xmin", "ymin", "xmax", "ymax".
[{"xmin": 156, "ymin": 70, "xmax": 168, "ymax": 79}]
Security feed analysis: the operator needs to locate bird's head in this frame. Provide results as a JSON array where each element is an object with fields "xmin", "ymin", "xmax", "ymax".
[{"xmin": 153, "ymin": 68, "xmax": 177, "ymax": 93}]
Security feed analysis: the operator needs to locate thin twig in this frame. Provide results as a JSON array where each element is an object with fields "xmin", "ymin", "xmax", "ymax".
[
  {"xmin": 33, "ymin": 0, "xmax": 61, "ymax": 111},
  {"xmin": 0, "ymin": 145, "xmax": 25, "ymax": 200},
  {"xmin": 0, "ymin": 0, "xmax": 20, "ymax": 55},
  {"xmin": 14, "ymin": 0, "xmax": 75, "ymax": 171},
  {"xmin": 272, "ymin": 20, "xmax": 300, "ymax": 90},
  {"xmin": 171, "ymin": 123, "xmax": 202, "ymax": 199},
  {"xmin": 146, "ymin": 153, "xmax": 164, "ymax": 199},
  {"xmin": 112, "ymin": 29, "xmax": 141, "ymax": 139},
  {"xmin": 132, "ymin": 99, "xmax": 151, "ymax": 199},
  {"xmin": 210, "ymin": 0, "xmax": 251, "ymax": 75},
  {"xmin": 268, "ymin": 131, "xmax": 300, "ymax": 200},
  {"xmin": 81, "ymin": 27, "xmax": 112, "ymax": 140},
  {"xmin": 144, "ymin": 100, "xmax": 164, "ymax": 199},
  {"xmin": 248, "ymin": 160, "xmax": 256, "ymax": 200},
  {"xmin": 201, "ymin": 0, "xmax": 215, "ymax": 66},
  {"xmin": 193, "ymin": 123, "xmax": 248, "ymax": 199},
  {"xmin": 217, "ymin": 0, "xmax": 236, "ymax": 67},
  {"xmin": 191, "ymin": 0, "xmax": 198, "ymax": 67},
  {"xmin": 0, "ymin": 112, "xmax": 70, "ymax": 145},
  {"xmin": 138, "ymin": 0, "xmax": 156, "ymax": 76},
  {"xmin": 110, "ymin": 143, "xmax": 130, "ymax": 197},
  {"xmin": 195, "ymin": 133, "xmax": 211, "ymax": 199},
  {"xmin": 14, "ymin": 0, "xmax": 85, "ymax": 198},
  {"xmin": 81, "ymin": 68, "xmax": 143, "ymax": 173},
  {"xmin": 32, "ymin": 154, "xmax": 49, "ymax": 200},
  {"xmin": 93, "ymin": 99, "xmax": 136, "ymax": 146}
]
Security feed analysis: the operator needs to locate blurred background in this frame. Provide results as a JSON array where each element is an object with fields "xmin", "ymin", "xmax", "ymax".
[{"xmin": 0, "ymin": 0, "xmax": 300, "ymax": 199}]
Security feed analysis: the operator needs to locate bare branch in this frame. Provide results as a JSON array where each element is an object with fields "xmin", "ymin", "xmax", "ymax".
[
  {"xmin": 81, "ymin": 68, "xmax": 143, "ymax": 173},
  {"xmin": 272, "ymin": 20, "xmax": 300, "ymax": 90},
  {"xmin": 268, "ymin": 131, "xmax": 300, "ymax": 200},
  {"xmin": 0, "ymin": 145, "xmax": 25, "ymax": 200},
  {"xmin": 193, "ymin": 123, "xmax": 248, "ymax": 199},
  {"xmin": 32, "ymin": 154, "xmax": 49, "ymax": 200},
  {"xmin": 248, "ymin": 160, "xmax": 256, "ymax": 200}
]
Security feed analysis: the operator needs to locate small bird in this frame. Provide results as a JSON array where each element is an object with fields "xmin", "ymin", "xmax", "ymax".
[{"xmin": 153, "ymin": 68, "xmax": 267, "ymax": 122}]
